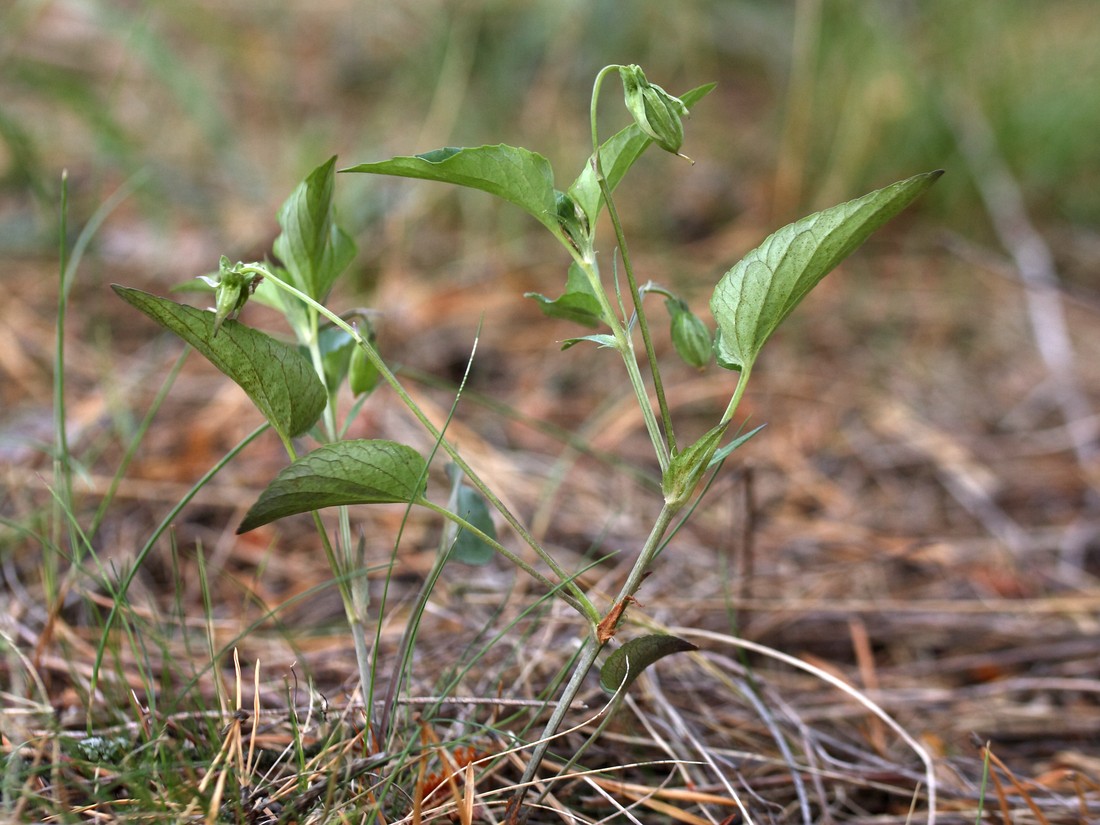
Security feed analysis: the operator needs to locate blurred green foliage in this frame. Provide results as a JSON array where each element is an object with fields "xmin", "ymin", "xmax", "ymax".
[{"xmin": 1, "ymin": 0, "xmax": 1096, "ymax": 258}]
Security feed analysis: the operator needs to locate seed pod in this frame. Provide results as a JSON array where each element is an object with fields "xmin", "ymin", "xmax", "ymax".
[
  {"xmin": 666, "ymin": 297, "xmax": 712, "ymax": 368},
  {"xmin": 619, "ymin": 64, "xmax": 689, "ymax": 155}
]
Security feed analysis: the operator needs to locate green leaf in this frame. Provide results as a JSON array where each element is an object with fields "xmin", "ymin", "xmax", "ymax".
[
  {"xmin": 237, "ymin": 439, "xmax": 427, "ymax": 533},
  {"xmin": 568, "ymin": 83, "xmax": 715, "ymax": 227},
  {"xmin": 525, "ymin": 261, "xmax": 607, "ymax": 328},
  {"xmin": 348, "ymin": 338, "xmax": 382, "ymax": 397},
  {"xmin": 709, "ymin": 170, "xmax": 942, "ymax": 373},
  {"xmin": 599, "ymin": 633, "xmax": 697, "ymax": 693},
  {"xmin": 663, "ymin": 421, "xmax": 729, "ymax": 507},
  {"xmin": 343, "ymin": 145, "xmax": 560, "ymax": 234},
  {"xmin": 450, "ymin": 483, "xmax": 497, "ymax": 565},
  {"xmin": 315, "ymin": 325, "xmax": 356, "ymax": 394},
  {"xmin": 112, "ymin": 286, "xmax": 325, "ymax": 440},
  {"xmin": 708, "ymin": 423, "xmax": 766, "ymax": 468},
  {"xmin": 561, "ymin": 333, "xmax": 617, "ymax": 350},
  {"xmin": 273, "ymin": 156, "xmax": 356, "ymax": 301}
]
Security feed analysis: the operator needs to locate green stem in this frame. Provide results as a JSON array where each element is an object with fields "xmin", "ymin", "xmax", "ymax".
[
  {"xmin": 719, "ymin": 362, "xmax": 754, "ymax": 428},
  {"xmin": 507, "ymin": 501, "xmax": 679, "ymax": 813},
  {"xmin": 245, "ymin": 265, "xmax": 596, "ymax": 619},
  {"xmin": 299, "ymin": 300, "xmax": 370, "ymax": 714},
  {"xmin": 597, "ymin": 173, "xmax": 676, "ymax": 456},
  {"xmin": 581, "ymin": 65, "xmax": 672, "ymax": 470}
]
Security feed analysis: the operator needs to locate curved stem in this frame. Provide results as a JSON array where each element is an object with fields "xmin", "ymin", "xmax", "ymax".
[
  {"xmin": 718, "ymin": 362, "xmax": 754, "ymax": 428},
  {"xmin": 582, "ymin": 66, "xmax": 672, "ymax": 470}
]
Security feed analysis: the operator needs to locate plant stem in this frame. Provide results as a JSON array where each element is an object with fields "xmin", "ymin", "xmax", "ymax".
[
  {"xmin": 597, "ymin": 172, "xmax": 676, "ymax": 457},
  {"xmin": 506, "ymin": 501, "xmax": 678, "ymax": 816},
  {"xmin": 245, "ymin": 266, "xmax": 596, "ymax": 619},
  {"xmin": 580, "ymin": 65, "xmax": 673, "ymax": 470},
  {"xmin": 719, "ymin": 362, "xmax": 753, "ymax": 428}
]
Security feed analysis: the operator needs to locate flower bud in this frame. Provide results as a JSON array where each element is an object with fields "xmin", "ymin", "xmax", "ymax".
[
  {"xmin": 619, "ymin": 64, "xmax": 689, "ymax": 155},
  {"xmin": 210, "ymin": 256, "xmax": 262, "ymax": 336},
  {"xmin": 667, "ymin": 297, "xmax": 712, "ymax": 368}
]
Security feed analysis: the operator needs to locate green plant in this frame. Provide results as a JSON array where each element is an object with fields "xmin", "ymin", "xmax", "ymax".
[{"xmin": 113, "ymin": 63, "xmax": 939, "ymax": 819}]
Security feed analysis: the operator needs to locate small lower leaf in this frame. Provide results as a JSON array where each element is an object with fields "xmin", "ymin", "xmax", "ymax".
[
  {"xmin": 238, "ymin": 439, "xmax": 427, "ymax": 533},
  {"xmin": 599, "ymin": 633, "xmax": 697, "ymax": 693},
  {"xmin": 525, "ymin": 262, "xmax": 606, "ymax": 328},
  {"xmin": 451, "ymin": 484, "xmax": 497, "ymax": 565}
]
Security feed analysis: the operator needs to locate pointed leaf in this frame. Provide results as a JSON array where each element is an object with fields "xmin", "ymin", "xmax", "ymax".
[
  {"xmin": 568, "ymin": 83, "xmax": 715, "ymax": 227},
  {"xmin": 708, "ymin": 423, "xmax": 766, "ymax": 468},
  {"xmin": 343, "ymin": 145, "xmax": 560, "ymax": 233},
  {"xmin": 273, "ymin": 156, "xmax": 356, "ymax": 300},
  {"xmin": 113, "ymin": 286, "xmax": 325, "ymax": 439},
  {"xmin": 663, "ymin": 421, "xmax": 729, "ymax": 506},
  {"xmin": 561, "ymin": 333, "xmax": 617, "ymax": 350},
  {"xmin": 525, "ymin": 262, "xmax": 607, "ymax": 328},
  {"xmin": 710, "ymin": 170, "xmax": 943, "ymax": 372},
  {"xmin": 599, "ymin": 633, "xmax": 697, "ymax": 693},
  {"xmin": 237, "ymin": 439, "xmax": 427, "ymax": 533}
]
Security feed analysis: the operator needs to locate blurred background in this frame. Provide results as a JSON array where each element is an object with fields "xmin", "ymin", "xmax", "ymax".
[
  {"xmin": 4, "ymin": 1, "xmax": 1098, "ymax": 268},
  {"xmin": 4, "ymin": 0, "xmax": 1100, "ymax": 793}
]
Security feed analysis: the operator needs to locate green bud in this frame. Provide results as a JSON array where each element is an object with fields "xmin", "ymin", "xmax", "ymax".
[
  {"xmin": 210, "ymin": 256, "xmax": 262, "ymax": 336},
  {"xmin": 619, "ymin": 64, "xmax": 689, "ymax": 155},
  {"xmin": 666, "ymin": 297, "xmax": 712, "ymax": 368}
]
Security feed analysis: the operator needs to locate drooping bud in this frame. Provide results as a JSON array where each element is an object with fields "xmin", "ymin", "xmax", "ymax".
[
  {"xmin": 666, "ymin": 297, "xmax": 712, "ymax": 368},
  {"xmin": 207, "ymin": 256, "xmax": 262, "ymax": 336},
  {"xmin": 618, "ymin": 64, "xmax": 689, "ymax": 156}
]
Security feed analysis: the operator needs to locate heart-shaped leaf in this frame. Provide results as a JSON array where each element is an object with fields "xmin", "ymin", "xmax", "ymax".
[
  {"xmin": 343, "ymin": 145, "xmax": 560, "ymax": 234},
  {"xmin": 709, "ymin": 170, "xmax": 943, "ymax": 373},
  {"xmin": 273, "ymin": 156, "xmax": 356, "ymax": 301},
  {"xmin": 568, "ymin": 83, "xmax": 715, "ymax": 228},
  {"xmin": 237, "ymin": 439, "xmax": 427, "ymax": 533},
  {"xmin": 599, "ymin": 633, "xmax": 697, "ymax": 693},
  {"xmin": 113, "ymin": 286, "xmax": 325, "ymax": 440}
]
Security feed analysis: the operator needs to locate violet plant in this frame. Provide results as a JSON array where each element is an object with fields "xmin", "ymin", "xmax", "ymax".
[{"xmin": 114, "ymin": 63, "xmax": 939, "ymax": 817}]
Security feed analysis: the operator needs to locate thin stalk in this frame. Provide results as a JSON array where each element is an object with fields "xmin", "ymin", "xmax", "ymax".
[
  {"xmin": 719, "ymin": 362, "xmax": 754, "ymax": 428},
  {"xmin": 583, "ymin": 65, "xmax": 673, "ymax": 468},
  {"xmin": 243, "ymin": 265, "xmax": 596, "ymax": 619},
  {"xmin": 299, "ymin": 301, "xmax": 371, "ymax": 717},
  {"xmin": 565, "ymin": 250, "xmax": 669, "ymax": 472},
  {"xmin": 597, "ymin": 172, "xmax": 675, "ymax": 456},
  {"xmin": 506, "ymin": 501, "xmax": 679, "ymax": 815},
  {"xmin": 51, "ymin": 170, "xmax": 145, "ymax": 593},
  {"xmin": 50, "ymin": 171, "xmax": 72, "ymax": 604}
]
